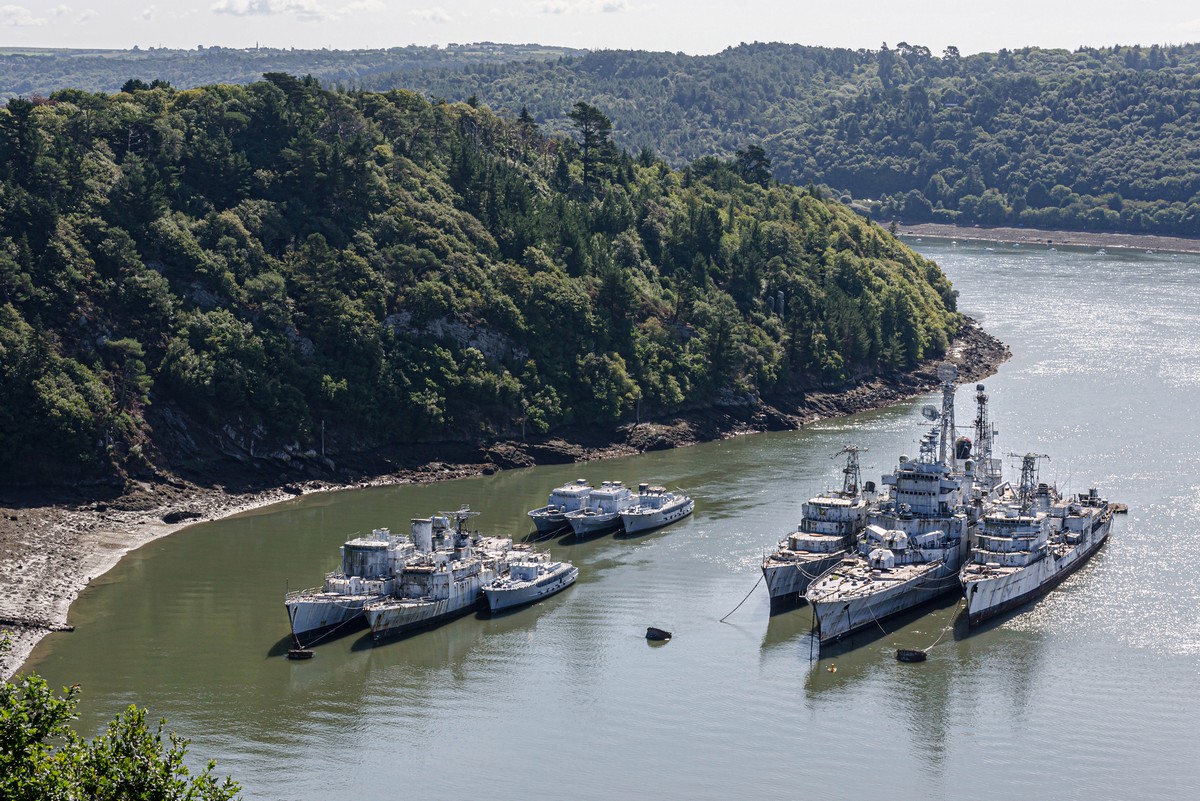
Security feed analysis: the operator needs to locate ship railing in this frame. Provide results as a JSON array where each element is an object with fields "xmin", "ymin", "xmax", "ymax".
[{"xmin": 285, "ymin": 586, "xmax": 323, "ymax": 601}]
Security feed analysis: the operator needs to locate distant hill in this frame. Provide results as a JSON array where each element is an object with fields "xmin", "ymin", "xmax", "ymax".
[
  {"xmin": 379, "ymin": 42, "xmax": 1200, "ymax": 238},
  {"xmin": 0, "ymin": 43, "xmax": 581, "ymax": 98},
  {"xmin": 0, "ymin": 78, "xmax": 959, "ymax": 485},
  {"xmin": 9, "ymin": 42, "xmax": 1200, "ymax": 238}
]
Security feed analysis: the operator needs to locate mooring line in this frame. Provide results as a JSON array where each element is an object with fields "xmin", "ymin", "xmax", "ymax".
[{"xmin": 720, "ymin": 574, "xmax": 764, "ymax": 622}]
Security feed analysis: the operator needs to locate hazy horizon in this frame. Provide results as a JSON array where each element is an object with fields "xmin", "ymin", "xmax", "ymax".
[{"xmin": 4, "ymin": 1, "xmax": 1200, "ymax": 58}]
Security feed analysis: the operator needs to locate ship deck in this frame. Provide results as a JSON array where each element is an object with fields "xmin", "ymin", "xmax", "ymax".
[{"xmin": 810, "ymin": 561, "xmax": 940, "ymax": 601}]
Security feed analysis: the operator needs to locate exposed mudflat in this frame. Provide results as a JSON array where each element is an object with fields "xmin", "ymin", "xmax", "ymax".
[
  {"xmin": 0, "ymin": 318, "xmax": 1007, "ymax": 678},
  {"xmin": 896, "ymin": 222, "xmax": 1200, "ymax": 254}
]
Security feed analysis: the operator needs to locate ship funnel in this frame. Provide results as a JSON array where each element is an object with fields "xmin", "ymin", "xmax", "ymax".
[{"xmin": 412, "ymin": 518, "xmax": 433, "ymax": 552}]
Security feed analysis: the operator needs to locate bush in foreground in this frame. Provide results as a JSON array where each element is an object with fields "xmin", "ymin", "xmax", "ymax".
[{"xmin": 0, "ymin": 636, "xmax": 239, "ymax": 801}]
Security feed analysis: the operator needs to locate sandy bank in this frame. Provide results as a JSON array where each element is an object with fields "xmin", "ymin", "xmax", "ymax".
[
  {"xmin": 1, "ymin": 319, "xmax": 1008, "ymax": 679},
  {"xmin": 896, "ymin": 222, "xmax": 1200, "ymax": 254}
]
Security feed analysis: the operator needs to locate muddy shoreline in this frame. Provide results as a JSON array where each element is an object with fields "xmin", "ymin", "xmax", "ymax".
[
  {"xmin": 0, "ymin": 318, "xmax": 1008, "ymax": 679},
  {"xmin": 896, "ymin": 222, "xmax": 1200, "ymax": 254}
]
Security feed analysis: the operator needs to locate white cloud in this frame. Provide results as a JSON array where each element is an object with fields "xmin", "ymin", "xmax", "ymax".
[
  {"xmin": 211, "ymin": 0, "xmax": 334, "ymax": 22},
  {"xmin": 0, "ymin": 4, "xmax": 47, "ymax": 25},
  {"xmin": 343, "ymin": 0, "xmax": 383, "ymax": 11},
  {"xmin": 535, "ymin": 0, "xmax": 628, "ymax": 15},
  {"xmin": 75, "ymin": 7, "xmax": 97, "ymax": 23},
  {"xmin": 142, "ymin": 5, "xmax": 154, "ymax": 20},
  {"xmin": 410, "ymin": 6, "xmax": 450, "ymax": 23},
  {"xmin": 49, "ymin": 4, "xmax": 71, "ymax": 17}
]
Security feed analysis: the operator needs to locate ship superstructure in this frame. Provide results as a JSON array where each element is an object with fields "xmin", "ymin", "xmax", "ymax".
[
  {"xmin": 761, "ymin": 446, "xmax": 875, "ymax": 609},
  {"xmin": 364, "ymin": 507, "xmax": 516, "ymax": 642},
  {"xmin": 805, "ymin": 364, "xmax": 974, "ymax": 645},
  {"xmin": 962, "ymin": 453, "xmax": 1114, "ymax": 624},
  {"xmin": 970, "ymin": 383, "xmax": 1005, "ymax": 498}
]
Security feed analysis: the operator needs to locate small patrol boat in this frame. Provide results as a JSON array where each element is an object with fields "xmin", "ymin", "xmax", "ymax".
[{"xmin": 483, "ymin": 551, "xmax": 578, "ymax": 612}]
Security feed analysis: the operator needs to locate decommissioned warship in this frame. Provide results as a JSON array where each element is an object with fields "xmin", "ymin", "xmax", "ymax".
[
  {"xmin": 760, "ymin": 446, "xmax": 875, "ymax": 609},
  {"xmin": 805, "ymin": 364, "xmax": 975, "ymax": 645},
  {"xmin": 961, "ymin": 452, "xmax": 1115, "ymax": 624},
  {"xmin": 285, "ymin": 526, "xmax": 416, "ymax": 645},
  {"xmin": 527, "ymin": 479, "xmax": 594, "ymax": 535},
  {"xmin": 363, "ymin": 507, "xmax": 516, "ymax": 642}
]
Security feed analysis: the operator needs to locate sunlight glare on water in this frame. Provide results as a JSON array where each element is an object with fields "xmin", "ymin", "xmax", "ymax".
[{"xmin": 23, "ymin": 239, "xmax": 1200, "ymax": 800}]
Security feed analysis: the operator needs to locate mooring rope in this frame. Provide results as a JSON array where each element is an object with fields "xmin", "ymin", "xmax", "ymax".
[
  {"xmin": 295, "ymin": 610, "xmax": 369, "ymax": 649},
  {"xmin": 920, "ymin": 598, "xmax": 962, "ymax": 652},
  {"xmin": 720, "ymin": 574, "xmax": 764, "ymax": 622}
]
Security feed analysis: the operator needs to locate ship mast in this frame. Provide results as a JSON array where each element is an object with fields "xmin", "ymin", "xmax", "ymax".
[
  {"xmin": 836, "ymin": 445, "xmax": 865, "ymax": 497},
  {"xmin": 1012, "ymin": 453, "xmax": 1049, "ymax": 514},
  {"xmin": 973, "ymin": 383, "xmax": 1001, "ymax": 488},
  {"xmin": 936, "ymin": 362, "xmax": 958, "ymax": 471}
]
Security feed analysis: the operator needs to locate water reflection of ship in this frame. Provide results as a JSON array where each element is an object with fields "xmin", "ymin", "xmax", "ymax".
[
  {"xmin": 802, "ymin": 605, "xmax": 974, "ymax": 777},
  {"xmin": 804, "ymin": 592, "xmax": 964, "ymax": 671}
]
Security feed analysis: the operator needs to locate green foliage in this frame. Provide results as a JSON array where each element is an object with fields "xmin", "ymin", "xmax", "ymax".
[
  {"xmin": 381, "ymin": 42, "xmax": 1200, "ymax": 238},
  {"xmin": 0, "ymin": 76, "xmax": 957, "ymax": 483},
  {"xmin": 0, "ymin": 661, "xmax": 239, "ymax": 800}
]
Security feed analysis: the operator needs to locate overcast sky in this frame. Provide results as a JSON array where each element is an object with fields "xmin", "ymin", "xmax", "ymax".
[{"xmin": 5, "ymin": 1, "xmax": 1200, "ymax": 54}]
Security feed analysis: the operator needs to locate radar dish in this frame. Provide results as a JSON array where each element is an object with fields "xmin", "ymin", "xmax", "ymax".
[
  {"xmin": 921, "ymin": 404, "xmax": 940, "ymax": 421},
  {"xmin": 936, "ymin": 362, "xmax": 957, "ymax": 382}
]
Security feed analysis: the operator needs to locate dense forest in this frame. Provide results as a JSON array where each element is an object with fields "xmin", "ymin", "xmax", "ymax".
[
  {"xmin": 13, "ymin": 42, "xmax": 1200, "ymax": 237},
  {"xmin": 0, "ymin": 78, "xmax": 959, "ymax": 486},
  {"xmin": 384, "ymin": 42, "xmax": 1200, "ymax": 237}
]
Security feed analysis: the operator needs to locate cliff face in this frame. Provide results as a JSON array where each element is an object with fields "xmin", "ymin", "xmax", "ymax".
[{"xmin": 0, "ymin": 79, "xmax": 961, "ymax": 487}]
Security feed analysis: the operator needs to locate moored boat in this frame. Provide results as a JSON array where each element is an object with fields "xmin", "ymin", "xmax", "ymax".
[
  {"xmin": 962, "ymin": 453, "xmax": 1115, "ymax": 625},
  {"xmin": 565, "ymin": 480, "xmax": 636, "ymax": 536},
  {"xmin": 364, "ymin": 508, "xmax": 516, "ymax": 642},
  {"xmin": 761, "ymin": 445, "xmax": 874, "ymax": 608},
  {"xmin": 805, "ymin": 364, "xmax": 975, "ymax": 646},
  {"xmin": 527, "ymin": 479, "xmax": 593, "ymax": 535},
  {"xmin": 285, "ymin": 526, "xmax": 416, "ymax": 645},
  {"xmin": 483, "ymin": 551, "xmax": 578, "ymax": 611},
  {"xmin": 620, "ymin": 484, "xmax": 694, "ymax": 534}
]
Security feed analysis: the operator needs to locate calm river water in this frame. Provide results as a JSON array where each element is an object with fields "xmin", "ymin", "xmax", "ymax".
[{"xmin": 25, "ymin": 240, "xmax": 1200, "ymax": 800}]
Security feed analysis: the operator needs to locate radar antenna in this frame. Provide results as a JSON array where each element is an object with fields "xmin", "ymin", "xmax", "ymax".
[{"xmin": 438, "ymin": 505, "xmax": 481, "ymax": 534}]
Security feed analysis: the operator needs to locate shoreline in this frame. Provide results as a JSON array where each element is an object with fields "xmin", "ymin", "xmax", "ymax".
[
  {"xmin": 894, "ymin": 222, "xmax": 1200, "ymax": 254},
  {"xmin": 0, "ymin": 318, "xmax": 1008, "ymax": 679}
]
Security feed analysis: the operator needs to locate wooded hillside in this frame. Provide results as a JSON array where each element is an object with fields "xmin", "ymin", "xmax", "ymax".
[
  {"xmin": 0, "ymin": 78, "xmax": 959, "ymax": 485},
  {"xmin": 385, "ymin": 42, "xmax": 1200, "ymax": 237}
]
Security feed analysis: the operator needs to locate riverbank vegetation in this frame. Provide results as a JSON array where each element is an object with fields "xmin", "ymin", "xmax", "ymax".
[{"xmin": 0, "ymin": 77, "xmax": 959, "ymax": 486}]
